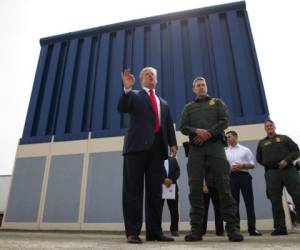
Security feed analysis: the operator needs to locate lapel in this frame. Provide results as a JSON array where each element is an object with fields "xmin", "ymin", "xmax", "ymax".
[
  {"xmin": 158, "ymin": 96, "xmax": 164, "ymax": 118},
  {"xmin": 140, "ymin": 89, "xmax": 164, "ymax": 118},
  {"xmin": 140, "ymin": 89, "xmax": 155, "ymax": 114}
]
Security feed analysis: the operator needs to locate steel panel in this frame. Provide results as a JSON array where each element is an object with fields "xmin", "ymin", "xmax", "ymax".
[{"xmin": 20, "ymin": 1, "xmax": 268, "ymax": 144}]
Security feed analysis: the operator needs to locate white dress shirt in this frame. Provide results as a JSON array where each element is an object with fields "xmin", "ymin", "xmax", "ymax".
[
  {"xmin": 164, "ymin": 159, "xmax": 169, "ymax": 177},
  {"xmin": 225, "ymin": 143, "xmax": 255, "ymax": 172}
]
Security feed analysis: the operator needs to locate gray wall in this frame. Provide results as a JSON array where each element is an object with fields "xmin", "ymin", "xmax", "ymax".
[
  {"xmin": 84, "ymin": 152, "xmax": 123, "ymax": 223},
  {"xmin": 43, "ymin": 154, "xmax": 83, "ymax": 223},
  {"xmin": 5, "ymin": 140, "xmax": 272, "ymax": 225},
  {"xmin": 5, "ymin": 157, "xmax": 46, "ymax": 222}
]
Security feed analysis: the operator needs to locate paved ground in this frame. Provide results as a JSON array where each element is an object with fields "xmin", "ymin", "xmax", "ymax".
[{"xmin": 0, "ymin": 230, "xmax": 300, "ymax": 250}]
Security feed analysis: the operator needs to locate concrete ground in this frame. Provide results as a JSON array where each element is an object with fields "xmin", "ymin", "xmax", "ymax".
[{"xmin": 0, "ymin": 230, "xmax": 300, "ymax": 250}]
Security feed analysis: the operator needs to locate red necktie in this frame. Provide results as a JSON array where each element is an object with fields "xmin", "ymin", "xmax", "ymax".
[{"xmin": 149, "ymin": 89, "xmax": 160, "ymax": 133}]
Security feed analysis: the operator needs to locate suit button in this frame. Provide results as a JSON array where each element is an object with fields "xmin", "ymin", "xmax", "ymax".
[{"xmin": 145, "ymin": 141, "xmax": 148, "ymax": 145}]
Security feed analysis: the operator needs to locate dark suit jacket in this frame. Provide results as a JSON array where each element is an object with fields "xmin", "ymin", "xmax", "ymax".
[
  {"xmin": 118, "ymin": 89, "xmax": 177, "ymax": 159},
  {"xmin": 163, "ymin": 157, "xmax": 180, "ymax": 188}
]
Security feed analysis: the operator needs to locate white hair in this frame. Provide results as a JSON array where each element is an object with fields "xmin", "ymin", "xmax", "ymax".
[{"xmin": 139, "ymin": 67, "xmax": 157, "ymax": 82}]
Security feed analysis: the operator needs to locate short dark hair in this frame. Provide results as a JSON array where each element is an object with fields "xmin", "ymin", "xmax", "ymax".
[
  {"xmin": 192, "ymin": 76, "xmax": 206, "ymax": 86},
  {"xmin": 264, "ymin": 118, "xmax": 274, "ymax": 125},
  {"xmin": 226, "ymin": 130, "xmax": 238, "ymax": 137}
]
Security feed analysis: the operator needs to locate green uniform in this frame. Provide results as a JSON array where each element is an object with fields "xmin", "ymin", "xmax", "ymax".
[
  {"xmin": 256, "ymin": 134, "xmax": 300, "ymax": 231},
  {"xmin": 180, "ymin": 96, "xmax": 240, "ymax": 235}
]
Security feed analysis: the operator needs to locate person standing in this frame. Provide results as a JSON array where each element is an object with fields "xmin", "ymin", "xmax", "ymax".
[
  {"xmin": 180, "ymin": 76, "xmax": 243, "ymax": 242},
  {"xmin": 256, "ymin": 119, "xmax": 300, "ymax": 235},
  {"xmin": 118, "ymin": 67, "xmax": 177, "ymax": 243},
  {"xmin": 162, "ymin": 156, "xmax": 180, "ymax": 236},
  {"xmin": 225, "ymin": 130, "xmax": 262, "ymax": 236},
  {"xmin": 202, "ymin": 168, "xmax": 224, "ymax": 236}
]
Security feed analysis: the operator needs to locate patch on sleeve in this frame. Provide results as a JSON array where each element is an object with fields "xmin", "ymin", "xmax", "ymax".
[{"xmin": 208, "ymin": 99, "xmax": 216, "ymax": 106}]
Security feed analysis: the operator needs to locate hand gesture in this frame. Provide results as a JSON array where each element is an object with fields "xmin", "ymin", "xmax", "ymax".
[
  {"xmin": 169, "ymin": 146, "xmax": 177, "ymax": 158},
  {"xmin": 203, "ymin": 184, "xmax": 209, "ymax": 194},
  {"xmin": 231, "ymin": 163, "xmax": 242, "ymax": 172},
  {"xmin": 121, "ymin": 69, "xmax": 135, "ymax": 89},
  {"xmin": 203, "ymin": 179, "xmax": 209, "ymax": 193},
  {"xmin": 193, "ymin": 129, "xmax": 212, "ymax": 145},
  {"xmin": 164, "ymin": 178, "xmax": 173, "ymax": 188},
  {"xmin": 279, "ymin": 160, "xmax": 288, "ymax": 170}
]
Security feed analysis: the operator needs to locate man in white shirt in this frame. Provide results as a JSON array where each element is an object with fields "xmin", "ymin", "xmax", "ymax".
[{"xmin": 225, "ymin": 130, "xmax": 262, "ymax": 236}]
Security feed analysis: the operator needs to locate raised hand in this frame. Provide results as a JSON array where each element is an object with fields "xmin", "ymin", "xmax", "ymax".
[{"xmin": 121, "ymin": 69, "xmax": 135, "ymax": 89}]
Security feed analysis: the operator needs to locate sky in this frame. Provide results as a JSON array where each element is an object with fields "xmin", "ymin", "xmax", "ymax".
[{"xmin": 0, "ymin": 0, "xmax": 299, "ymax": 175}]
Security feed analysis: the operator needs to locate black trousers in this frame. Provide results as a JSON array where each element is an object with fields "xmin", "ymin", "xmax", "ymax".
[
  {"xmin": 161, "ymin": 187, "xmax": 179, "ymax": 231},
  {"xmin": 230, "ymin": 171, "xmax": 256, "ymax": 232},
  {"xmin": 203, "ymin": 186, "xmax": 224, "ymax": 235},
  {"xmin": 122, "ymin": 133, "xmax": 165, "ymax": 237}
]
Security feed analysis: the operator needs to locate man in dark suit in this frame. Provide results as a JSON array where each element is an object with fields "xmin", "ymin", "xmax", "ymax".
[
  {"xmin": 118, "ymin": 67, "xmax": 177, "ymax": 244},
  {"xmin": 162, "ymin": 157, "xmax": 180, "ymax": 236}
]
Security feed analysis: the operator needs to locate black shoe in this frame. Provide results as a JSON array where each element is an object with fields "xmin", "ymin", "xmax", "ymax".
[
  {"xmin": 184, "ymin": 232, "xmax": 203, "ymax": 241},
  {"xmin": 127, "ymin": 235, "xmax": 142, "ymax": 244},
  {"xmin": 271, "ymin": 229, "xmax": 288, "ymax": 236},
  {"xmin": 171, "ymin": 230, "xmax": 179, "ymax": 237},
  {"xmin": 228, "ymin": 231, "xmax": 244, "ymax": 242},
  {"xmin": 216, "ymin": 232, "xmax": 225, "ymax": 236},
  {"xmin": 249, "ymin": 230, "xmax": 262, "ymax": 236},
  {"xmin": 146, "ymin": 234, "xmax": 174, "ymax": 241}
]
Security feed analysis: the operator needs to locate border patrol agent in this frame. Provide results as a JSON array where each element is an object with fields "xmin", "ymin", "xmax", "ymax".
[
  {"xmin": 180, "ymin": 77, "xmax": 243, "ymax": 242},
  {"xmin": 256, "ymin": 119, "xmax": 300, "ymax": 235}
]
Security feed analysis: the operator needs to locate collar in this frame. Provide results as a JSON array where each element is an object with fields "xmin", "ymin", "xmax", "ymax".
[
  {"xmin": 265, "ymin": 133, "xmax": 277, "ymax": 140},
  {"xmin": 228, "ymin": 143, "xmax": 240, "ymax": 149},
  {"xmin": 143, "ymin": 87, "xmax": 156, "ymax": 94},
  {"xmin": 194, "ymin": 95, "xmax": 211, "ymax": 102}
]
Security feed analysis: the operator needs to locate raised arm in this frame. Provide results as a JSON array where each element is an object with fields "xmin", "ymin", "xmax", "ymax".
[{"xmin": 117, "ymin": 69, "xmax": 136, "ymax": 113}]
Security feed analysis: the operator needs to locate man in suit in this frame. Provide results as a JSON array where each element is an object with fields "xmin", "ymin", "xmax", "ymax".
[
  {"xmin": 162, "ymin": 156, "xmax": 180, "ymax": 236},
  {"xmin": 118, "ymin": 67, "xmax": 178, "ymax": 244}
]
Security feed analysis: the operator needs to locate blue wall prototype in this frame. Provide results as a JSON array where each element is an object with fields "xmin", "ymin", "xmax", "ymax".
[{"xmin": 20, "ymin": 1, "xmax": 268, "ymax": 144}]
